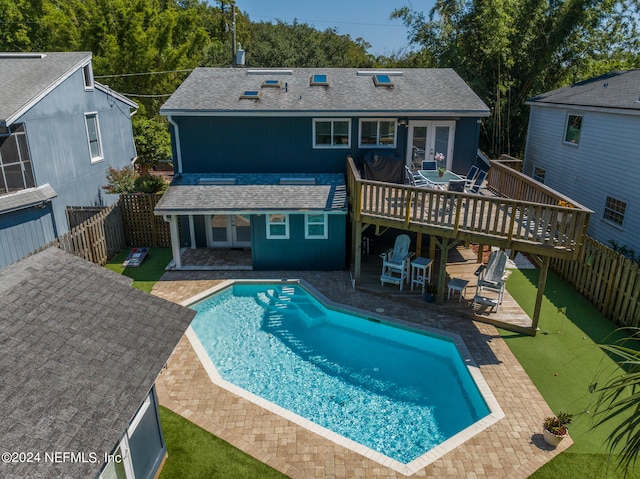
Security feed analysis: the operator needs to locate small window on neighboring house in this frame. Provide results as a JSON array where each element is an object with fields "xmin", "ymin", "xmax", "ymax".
[
  {"xmin": 305, "ymin": 213, "xmax": 328, "ymax": 239},
  {"xmin": 266, "ymin": 214, "xmax": 289, "ymax": 239},
  {"xmin": 603, "ymin": 196, "xmax": 627, "ymax": 228},
  {"xmin": 84, "ymin": 113, "xmax": 103, "ymax": 162},
  {"xmin": 564, "ymin": 114, "xmax": 582, "ymax": 145},
  {"xmin": 83, "ymin": 64, "xmax": 94, "ymax": 90},
  {"xmin": 359, "ymin": 119, "xmax": 396, "ymax": 147},
  {"xmin": 313, "ymin": 119, "xmax": 350, "ymax": 148},
  {"xmin": 533, "ymin": 166, "xmax": 546, "ymax": 184},
  {"xmin": 0, "ymin": 123, "xmax": 35, "ymax": 195}
]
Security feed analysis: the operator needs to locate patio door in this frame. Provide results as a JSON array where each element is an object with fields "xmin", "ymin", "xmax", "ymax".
[
  {"xmin": 208, "ymin": 215, "xmax": 251, "ymax": 247},
  {"xmin": 406, "ymin": 121, "xmax": 455, "ymax": 170}
]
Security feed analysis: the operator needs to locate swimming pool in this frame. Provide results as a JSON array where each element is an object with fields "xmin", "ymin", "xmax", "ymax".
[{"xmin": 187, "ymin": 281, "xmax": 503, "ymax": 473}]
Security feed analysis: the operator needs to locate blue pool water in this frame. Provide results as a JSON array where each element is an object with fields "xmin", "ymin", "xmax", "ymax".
[{"xmin": 190, "ymin": 283, "xmax": 490, "ymax": 464}]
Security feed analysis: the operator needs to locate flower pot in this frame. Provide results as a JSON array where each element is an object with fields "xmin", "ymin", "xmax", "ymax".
[
  {"xmin": 438, "ymin": 170, "xmax": 444, "ymax": 177},
  {"xmin": 425, "ymin": 293, "xmax": 435, "ymax": 303},
  {"xmin": 542, "ymin": 427, "xmax": 567, "ymax": 447}
]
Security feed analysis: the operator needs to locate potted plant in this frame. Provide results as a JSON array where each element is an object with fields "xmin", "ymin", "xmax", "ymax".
[
  {"xmin": 424, "ymin": 284, "xmax": 437, "ymax": 303},
  {"xmin": 542, "ymin": 411, "xmax": 572, "ymax": 446},
  {"xmin": 435, "ymin": 152, "xmax": 446, "ymax": 176}
]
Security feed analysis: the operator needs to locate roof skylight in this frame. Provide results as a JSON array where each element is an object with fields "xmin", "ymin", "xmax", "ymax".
[
  {"xmin": 239, "ymin": 90, "xmax": 262, "ymax": 100},
  {"xmin": 373, "ymin": 74, "xmax": 394, "ymax": 87},
  {"xmin": 310, "ymin": 74, "xmax": 329, "ymax": 86},
  {"xmin": 262, "ymin": 79, "xmax": 282, "ymax": 88}
]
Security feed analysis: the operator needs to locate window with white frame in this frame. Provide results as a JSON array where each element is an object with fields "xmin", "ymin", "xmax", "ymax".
[
  {"xmin": 359, "ymin": 119, "xmax": 396, "ymax": 147},
  {"xmin": 0, "ymin": 124, "xmax": 35, "ymax": 195},
  {"xmin": 564, "ymin": 114, "xmax": 582, "ymax": 145},
  {"xmin": 603, "ymin": 196, "xmax": 627, "ymax": 228},
  {"xmin": 533, "ymin": 166, "xmax": 546, "ymax": 184},
  {"xmin": 305, "ymin": 213, "xmax": 328, "ymax": 239},
  {"xmin": 266, "ymin": 214, "xmax": 289, "ymax": 239},
  {"xmin": 82, "ymin": 64, "xmax": 94, "ymax": 90},
  {"xmin": 313, "ymin": 119, "xmax": 350, "ymax": 148},
  {"xmin": 84, "ymin": 113, "xmax": 103, "ymax": 162}
]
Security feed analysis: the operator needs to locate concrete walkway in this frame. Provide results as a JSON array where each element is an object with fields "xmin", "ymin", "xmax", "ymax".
[{"xmin": 153, "ymin": 270, "xmax": 571, "ymax": 478}]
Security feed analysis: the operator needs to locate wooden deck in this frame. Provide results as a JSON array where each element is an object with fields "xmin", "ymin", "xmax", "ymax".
[{"xmin": 356, "ymin": 243, "xmax": 534, "ymax": 334}]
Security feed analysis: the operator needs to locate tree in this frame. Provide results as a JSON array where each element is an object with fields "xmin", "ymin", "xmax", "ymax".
[
  {"xmin": 132, "ymin": 116, "xmax": 172, "ymax": 176},
  {"xmin": 393, "ymin": 0, "xmax": 640, "ymax": 157},
  {"xmin": 592, "ymin": 328, "xmax": 640, "ymax": 473}
]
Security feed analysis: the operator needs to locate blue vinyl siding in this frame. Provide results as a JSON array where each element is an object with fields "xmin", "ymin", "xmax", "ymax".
[
  {"xmin": 524, "ymin": 106, "xmax": 640, "ymax": 252},
  {"xmin": 451, "ymin": 117, "xmax": 482, "ymax": 176},
  {"xmin": 128, "ymin": 388, "xmax": 166, "ymax": 479},
  {"xmin": 0, "ymin": 205, "xmax": 56, "ymax": 269},
  {"xmin": 252, "ymin": 214, "xmax": 347, "ymax": 270}
]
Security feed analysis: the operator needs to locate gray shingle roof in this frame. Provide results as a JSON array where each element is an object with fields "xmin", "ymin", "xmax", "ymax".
[
  {"xmin": 154, "ymin": 173, "xmax": 347, "ymax": 214},
  {"xmin": 0, "ymin": 52, "xmax": 92, "ymax": 124},
  {"xmin": 0, "ymin": 184, "xmax": 57, "ymax": 214},
  {"xmin": 0, "ymin": 248, "xmax": 195, "ymax": 479},
  {"xmin": 160, "ymin": 68, "xmax": 489, "ymax": 116},
  {"xmin": 527, "ymin": 69, "xmax": 640, "ymax": 112}
]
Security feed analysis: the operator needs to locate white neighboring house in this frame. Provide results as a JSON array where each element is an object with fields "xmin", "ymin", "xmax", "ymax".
[{"xmin": 523, "ymin": 70, "xmax": 640, "ymax": 254}]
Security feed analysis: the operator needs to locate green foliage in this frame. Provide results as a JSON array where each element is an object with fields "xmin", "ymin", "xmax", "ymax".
[
  {"xmin": 103, "ymin": 166, "xmax": 137, "ymax": 194},
  {"xmin": 132, "ymin": 116, "xmax": 172, "ymax": 175},
  {"xmin": 134, "ymin": 174, "xmax": 166, "ymax": 194},
  {"xmin": 543, "ymin": 411, "xmax": 573, "ymax": 436},
  {"xmin": 393, "ymin": 0, "xmax": 640, "ymax": 156}
]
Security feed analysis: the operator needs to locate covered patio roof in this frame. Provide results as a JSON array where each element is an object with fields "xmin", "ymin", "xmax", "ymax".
[{"xmin": 154, "ymin": 173, "xmax": 347, "ymax": 215}]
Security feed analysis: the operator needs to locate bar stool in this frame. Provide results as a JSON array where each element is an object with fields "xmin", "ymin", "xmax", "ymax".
[{"xmin": 410, "ymin": 257, "xmax": 433, "ymax": 293}]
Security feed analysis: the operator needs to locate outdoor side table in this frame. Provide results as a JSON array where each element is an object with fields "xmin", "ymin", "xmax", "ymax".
[
  {"xmin": 410, "ymin": 257, "xmax": 433, "ymax": 293},
  {"xmin": 447, "ymin": 278, "xmax": 469, "ymax": 302}
]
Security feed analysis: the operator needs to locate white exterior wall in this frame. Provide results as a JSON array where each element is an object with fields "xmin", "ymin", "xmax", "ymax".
[{"xmin": 524, "ymin": 104, "xmax": 640, "ymax": 253}]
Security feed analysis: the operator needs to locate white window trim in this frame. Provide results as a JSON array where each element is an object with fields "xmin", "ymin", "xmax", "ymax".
[
  {"xmin": 563, "ymin": 113, "xmax": 582, "ymax": 146},
  {"xmin": 84, "ymin": 112, "xmax": 104, "ymax": 163},
  {"xmin": 602, "ymin": 195, "xmax": 627, "ymax": 230},
  {"xmin": 82, "ymin": 64, "xmax": 94, "ymax": 91},
  {"xmin": 266, "ymin": 214, "xmax": 289, "ymax": 239},
  {"xmin": 312, "ymin": 118, "xmax": 351, "ymax": 149},
  {"xmin": 358, "ymin": 118, "xmax": 397, "ymax": 148},
  {"xmin": 305, "ymin": 213, "xmax": 328, "ymax": 239}
]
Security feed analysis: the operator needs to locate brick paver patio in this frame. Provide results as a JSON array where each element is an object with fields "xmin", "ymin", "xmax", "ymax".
[{"xmin": 153, "ymin": 269, "xmax": 571, "ymax": 478}]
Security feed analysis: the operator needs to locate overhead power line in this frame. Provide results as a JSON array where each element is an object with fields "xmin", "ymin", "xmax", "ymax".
[{"xmin": 95, "ymin": 69, "xmax": 193, "ymax": 79}]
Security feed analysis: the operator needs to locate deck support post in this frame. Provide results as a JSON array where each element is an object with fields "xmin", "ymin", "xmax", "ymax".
[
  {"xmin": 436, "ymin": 236, "xmax": 449, "ymax": 304},
  {"xmin": 530, "ymin": 255, "xmax": 550, "ymax": 336},
  {"xmin": 353, "ymin": 220, "xmax": 363, "ymax": 283},
  {"xmin": 477, "ymin": 243, "xmax": 484, "ymax": 263},
  {"xmin": 416, "ymin": 233, "xmax": 423, "ymax": 258}
]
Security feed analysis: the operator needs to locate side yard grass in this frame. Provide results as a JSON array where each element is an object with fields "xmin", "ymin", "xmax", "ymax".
[
  {"xmin": 104, "ymin": 248, "xmax": 173, "ymax": 292},
  {"xmin": 502, "ymin": 268, "xmax": 640, "ymax": 478}
]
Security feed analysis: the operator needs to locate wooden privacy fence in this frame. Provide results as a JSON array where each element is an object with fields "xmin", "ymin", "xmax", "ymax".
[
  {"xmin": 33, "ymin": 203, "xmax": 125, "ymax": 265},
  {"xmin": 119, "ymin": 193, "xmax": 172, "ymax": 247},
  {"xmin": 551, "ymin": 236, "xmax": 640, "ymax": 327}
]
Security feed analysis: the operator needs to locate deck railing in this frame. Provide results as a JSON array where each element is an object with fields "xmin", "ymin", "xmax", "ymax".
[{"xmin": 348, "ymin": 156, "xmax": 592, "ymax": 260}]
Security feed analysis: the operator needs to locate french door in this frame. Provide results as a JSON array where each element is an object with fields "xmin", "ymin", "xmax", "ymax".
[
  {"xmin": 208, "ymin": 215, "xmax": 251, "ymax": 247},
  {"xmin": 406, "ymin": 121, "xmax": 456, "ymax": 170}
]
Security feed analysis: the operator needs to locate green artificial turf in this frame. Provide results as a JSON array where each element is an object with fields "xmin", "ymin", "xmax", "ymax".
[
  {"xmin": 104, "ymin": 247, "xmax": 172, "ymax": 292},
  {"xmin": 501, "ymin": 267, "xmax": 640, "ymax": 478},
  {"xmin": 158, "ymin": 406, "xmax": 289, "ymax": 479}
]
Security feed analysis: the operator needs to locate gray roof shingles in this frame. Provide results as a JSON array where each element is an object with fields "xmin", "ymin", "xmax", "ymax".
[
  {"xmin": 527, "ymin": 69, "xmax": 640, "ymax": 111},
  {"xmin": 0, "ymin": 184, "xmax": 57, "ymax": 214},
  {"xmin": 0, "ymin": 248, "xmax": 195, "ymax": 479},
  {"xmin": 160, "ymin": 67, "xmax": 490, "ymax": 115},
  {"xmin": 155, "ymin": 173, "xmax": 347, "ymax": 214},
  {"xmin": 0, "ymin": 52, "xmax": 92, "ymax": 124}
]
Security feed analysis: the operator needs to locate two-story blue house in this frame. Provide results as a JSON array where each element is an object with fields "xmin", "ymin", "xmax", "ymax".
[
  {"xmin": 524, "ymin": 70, "xmax": 640, "ymax": 254},
  {"xmin": 0, "ymin": 52, "xmax": 137, "ymax": 269},
  {"xmin": 157, "ymin": 68, "xmax": 489, "ymax": 270}
]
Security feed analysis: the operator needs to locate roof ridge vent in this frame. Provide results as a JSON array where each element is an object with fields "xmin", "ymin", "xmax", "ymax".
[
  {"xmin": 0, "ymin": 53, "xmax": 47, "ymax": 59},
  {"xmin": 279, "ymin": 177, "xmax": 316, "ymax": 185},
  {"xmin": 247, "ymin": 69, "xmax": 293, "ymax": 75},
  {"xmin": 199, "ymin": 177, "xmax": 237, "ymax": 185},
  {"xmin": 357, "ymin": 70, "xmax": 403, "ymax": 76}
]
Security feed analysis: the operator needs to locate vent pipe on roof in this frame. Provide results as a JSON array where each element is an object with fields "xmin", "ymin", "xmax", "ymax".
[{"xmin": 236, "ymin": 43, "xmax": 245, "ymax": 66}]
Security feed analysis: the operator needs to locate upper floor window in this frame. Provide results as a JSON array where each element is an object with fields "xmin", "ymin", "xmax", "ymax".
[
  {"xmin": 84, "ymin": 113, "xmax": 103, "ymax": 163},
  {"xmin": 603, "ymin": 196, "xmax": 627, "ymax": 228},
  {"xmin": 82, "ymin": 64, "xmax": 94, "ymax": 90},
  {"xmin": 533, "ymin": 166, "xmax": 546, "ymax": 184},
  {"xmin": 359, "ymin": 119, "xmax": 396, "ymax": 148},
  {"xmin": 0, "ymin": 124, "xmax": 35, "ymax": 195},
  {"xmin": 564, "ymin": 114, "xmax": 582, "ymax": 145},
  {"xmin": 305, "ymin": 213, "xmax": 328, "ymax": 239},
  {"xmin": 313, "ymin": 119, "xmax": 350, "ymax": 148},
  {"xmin": 266, "ymin": 214, "xmax": 289, "ymax": 239}
]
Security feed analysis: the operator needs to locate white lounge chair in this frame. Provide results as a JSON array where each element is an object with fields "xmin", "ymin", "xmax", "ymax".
[
  {"xmin": 380, "ymin": 234, "xmax": 413, "ymax": 290},
  {"xmin": 473, "ymin": 249, "xmax": 508, "ymax": 311}
]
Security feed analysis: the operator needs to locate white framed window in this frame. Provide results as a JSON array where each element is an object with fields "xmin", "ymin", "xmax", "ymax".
[
  {"xmin": 305, "ymin": 213, "xmax": 328, "ymax": 239},
  {"xmin": 564, "ymin": 114, "xmax": 582, "ymax": 145},
  {"xmin": 313, "ymin": 119, "xmax": 350, "ymax": 148},
  {"xmin": 359, "ymin": 118, "xmax": 396, "ymax": 147},
  {"xmin": 533, "ymin": 166, "xmax": 546, "ymax": 183},
  {"xmin": 603, "ymin": 196, "xmax": 627, "ymax": 228},
  {"xmin": 82, "ymin": 64, "xmax": 94, "ymax": 90},
  {"xmin": 266, "ymin": 214, "xmax": 289, "ymax": 239},
  {"xmin": 84, "ymin": 112, "xmax": 103, "ymax": 163}
]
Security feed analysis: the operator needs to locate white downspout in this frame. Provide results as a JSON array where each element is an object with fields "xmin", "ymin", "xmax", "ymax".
[{"xmin": 167, "ymin": 115, "xmax": 184, "ymax": 174}]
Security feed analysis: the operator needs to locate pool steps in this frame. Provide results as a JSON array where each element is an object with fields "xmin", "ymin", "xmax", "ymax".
[{"xmin": 254, "ymin": 286, "xmax": 325, "ymax": 328}]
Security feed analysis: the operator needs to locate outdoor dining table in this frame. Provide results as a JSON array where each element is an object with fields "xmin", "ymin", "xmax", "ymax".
[{"xmin": 418, "ymin": 170, "xmax": 464, "ymax": 189}]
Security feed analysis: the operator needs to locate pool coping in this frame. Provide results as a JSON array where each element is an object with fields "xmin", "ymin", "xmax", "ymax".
[{"xmin": 181, "ymin": 278, "xmax": 505, "ymax": 477}]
